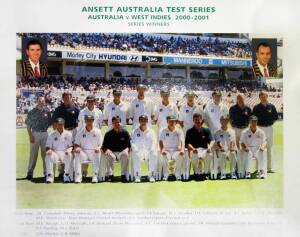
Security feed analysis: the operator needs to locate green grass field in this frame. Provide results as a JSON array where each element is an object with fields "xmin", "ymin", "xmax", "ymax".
[{"xmin": 16, "ymin": 122, "xmax": 283, "ymax": 209}]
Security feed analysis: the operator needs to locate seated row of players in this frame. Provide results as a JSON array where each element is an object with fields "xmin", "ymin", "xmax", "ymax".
[
  {"xmin": 45, "ymin": 112, "xmax": 267, "ymax": 183},
  {"xmin": 26, "ymin": 84, "xmax": 278, "ymax": 182}
]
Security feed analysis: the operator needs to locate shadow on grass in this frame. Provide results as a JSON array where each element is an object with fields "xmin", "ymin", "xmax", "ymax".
[{"xmin": 16, "ymin": 172, "xmax": 267, "ymax": 184}]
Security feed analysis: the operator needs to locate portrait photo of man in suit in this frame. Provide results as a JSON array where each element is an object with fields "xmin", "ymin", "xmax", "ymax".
[
  {"xmin": 21, "ymin": 39, "xmax": 48, "ymax": 79},
  {"xmin": 252, "ymin": 41, "xmax": 277, "ymax": 78}
]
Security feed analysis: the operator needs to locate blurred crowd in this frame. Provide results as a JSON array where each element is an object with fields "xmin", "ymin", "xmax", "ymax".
[{"xmin": 19, "ymin": 33, "xmax": 252, "ymax": 58}]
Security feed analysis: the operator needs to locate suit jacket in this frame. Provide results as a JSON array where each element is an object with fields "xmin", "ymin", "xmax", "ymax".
[
  {"xmin": 252, "ymin": 62, "xmax": 277, "ymax": 78},
  {"xmin": 21, "ymin": 59, "xmax": 48, "ymax": 78}
]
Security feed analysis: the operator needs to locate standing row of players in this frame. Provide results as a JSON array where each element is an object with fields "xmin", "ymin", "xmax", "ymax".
[{"xmin": 25, "ymin": 85, "xmax": 278, "ymax": 183}]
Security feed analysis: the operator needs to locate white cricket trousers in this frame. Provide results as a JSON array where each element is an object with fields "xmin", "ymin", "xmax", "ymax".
[
  {"xmin": 58, "ymin": 129, "xmax": 77, "ymax": 175},
  {"xmin": 259, "ymin": 126, "xmax": 274, "ymax": 171},
  {"xmin": 190, "ymin": 148, "xmax": 212, "ymax": 175},
  {"xmin": 212, "ymin": 150, "xmax": 238, "ymax": 176},
  {"xmin": 45, "ymin": 151, "xmax": 72, "ymax": 179},
  {"xmin": 131, "ymin": 149, "xmax": 157, "ymax": 179},
  {"xmin": 74, "ymin": 150, "xmax": 101, "ymax": 181},
  {"xmin": 104, "ymin": 150, "xmax": 129, "ymax": 177},
  {"xmin": 159, "ymin": 150, "xmax": 184, "ymax": 179},
  {"xmin": 233, "ymin": 127, "xmax": 246, "ymax": 149},
  {"xmin": 182, "ymin": 149, "xmax": 191, "ymax": 180},
  {"xmin": 240, "ymin": 147, "xmax": 267, "ymax": 174}
]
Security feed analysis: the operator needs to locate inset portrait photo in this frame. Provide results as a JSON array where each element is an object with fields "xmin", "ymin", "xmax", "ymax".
[
  {"xmin": 252, "ymin": 38, "xmax": 277, "ymax": 78},
  {"xmin": 21, "ymin": 37, "xmax": 48, "ymax": 79}
]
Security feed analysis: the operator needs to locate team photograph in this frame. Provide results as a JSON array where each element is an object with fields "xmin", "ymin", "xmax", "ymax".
[{"xmin": 16, "ymin": 33, "xmax": 283, "ymax": 208}]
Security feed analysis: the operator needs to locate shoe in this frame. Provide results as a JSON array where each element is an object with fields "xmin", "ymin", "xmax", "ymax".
[
  {"xmin": 121, "ymin": 175, "xmax": 127, "ymax": 183},
  {"xmin": 162, "ymin": 176, "xmax": 168, "ymax": 181},
  {"xmin": 245, "ymin": 172, "xmax": 251, "ymax": 179},
  {"xmin": 75, "ymin": 177, "xmax": 81, "ymax": 183},
  {"xmin": 92, "ymin": 175, "xmax": 98, "ymax": 183},
  {"xmin": 149, "ymin": 176, "xmax": 155, "ymax": 183},
  {"xmin": 211, "ymin": 173, "xmax": 217, "ymax": 180},
  {"xmin": 26, "ymin": 174, "xmax": 33, "ymax": 180},
  {"xmin": 64, "ymin": 173, "xmax": 71, "ymax": 183},
  {"xmin": 168, "ymin": 175, "xmax": 176, "ymax": 181},
  {"xmin": 46, "ymin": 174, "xmax": 54, "ymax": 183},
  {"xmin": 220, "ymin": 174, "xmax": 226, "ymax": 180},
  {"xmin": 135, "ymin": 177, "xmax": 141, "ymax": 183},
  {"xmin": 58, "ymin": 173, "xmax": 64, "ymax": 179},
  {"xmin": 176, "ymin": 176, "xmax": 182, "ymax": 181},
  {"xmin": 82, "ymin": 171, "xmax": 88, "ymax": 178},
  {"xmin": 184, "ymin": 172, "xmax": 190, "ymax": 181},
  {"xmin": 98, "ymin": 176, "xmax": 105, "ymax": 182},
  {"xmin": 107, "ymin": 175, "xmax": 114, "ymax": 182},
  {"xmin": 204, "ymin": 174, "xmax": 210, "ymax": 180},
  {"xmin": 194, "ymin": 174, "xmax": 200, "ymax": 181},
  {"xmin": 231, "ymin": 173, "xmax": 237, "ymax": 179},
  {"xmin": 267, "ymin": 170, "xmax": 275, "ymax": 174},
  {"xmin": 259, "ymin": 171, "xmax": 265, "ymax": 179}
]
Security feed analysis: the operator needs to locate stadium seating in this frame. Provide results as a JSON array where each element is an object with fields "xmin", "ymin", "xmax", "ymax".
[{"xmin": 19, "ymin": 33, "xmax": 252, "ymax": 59}]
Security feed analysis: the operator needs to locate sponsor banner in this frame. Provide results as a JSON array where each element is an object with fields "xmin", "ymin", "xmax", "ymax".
[
  {"xmin": 20, "ymin": 89, "xmax": 44, "ymax": 98},
  {"xmin": 61, "ymin": 51, "xmax": 142, "ymax": 62},
  {"xmin": 163, "ymin": 56, "xmax": 252, "ymax": 67},
  {"xmin": 142, "ymin": 55, "xmax": 163, "ymax": 63},
  {"xmin": 47, "ymin": 51, "xmax": 62, "ymax": 58}
]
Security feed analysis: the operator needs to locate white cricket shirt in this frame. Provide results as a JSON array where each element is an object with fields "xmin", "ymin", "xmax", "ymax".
[
  {"xmin": 46, "ymin": 130, "xmax": 73, "ymax": 151},
  {"xmin": 203, "ymin": 102, "xmax": 229, "ymax": 135},
  {"xmin": 74, "ymin": 127, "xmax": 103, "ymax": 150},
  {"xmin": 159, "ymin": 127, "xmax": 184, "ymax": 151},
  {"xmin": 129, "ymin": 97, "xmax": 154, "ymax": 130}
]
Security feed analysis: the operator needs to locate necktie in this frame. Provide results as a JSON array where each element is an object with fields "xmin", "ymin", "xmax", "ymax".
[
  {"xmin": 34, "ymin": 66, "xmax": 40, "ymax": 78},
  {"xmin": 263, "ymin": 67, "xmax": 269, "ymax": 77}
]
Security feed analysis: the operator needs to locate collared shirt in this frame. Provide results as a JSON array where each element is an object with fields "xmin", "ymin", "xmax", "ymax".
[
  {"xmin": 52, "ymin": 102, "xmax": 80, "ymax": 129},
  {"xmin": 252, "ymin": 103, "xmax": 278, "ymax": 126},
  {"xmin": 256, "ymin": 60, "xmax": 269, "ymax": 77},
  {"xmin": 74, "ymin": 127, "xmax": 102, "ymax": 150},
  {"xmin": 78, "ymin": 106, "xmax": 103, "ymax": 131},
  {"xmin": 154, "ymin": 102, "xmax": 179, "ymax": 130},
  {"xmin": 103, "ymin": 100, "xmax": 130, "ymax": 129},
  {"xmin": 102, "ymin": 128, "xmax": 131, "ymax": 152},
  {"xmin": 25, "ymin": 107, "xmax": 52, "ymax": 132},
  {"xmin": 240, "ymin": 127, "xmax": 266, "ymax": 147},
  {"xmin": 46, "ymin": 130, "xmax": 72, "ymax": 151},
  {"xmin": 215, "ymin": 128, "xmax": 236, "ymax": 150},
  {"xmin": 179, "ymin": 103, "xmax": 203, "ymax": 131},
  {"xmin": 159, "ymin": 127, "xmax": 184, "ymax": 151},
  {"xmin": 229, "ymin": 104, "xmax": 252, "ymax": 128},
  {"xmin": 185, "ymin": 126, "xmax": 213, "ymax": 149},
  {"xmin": 129, "ymin": 97, "xmax": 155, "ymax": 130},
  {"xmin": 203, "ymin": 102, "xmax": 229, "ymax": 135},
  {"xmin": 29, "ymin": 59, "xmax": 40, "ymax": 75},
  {"xmin": 131, "ymin": 127, "xmax": 157, "ymax": 151}
]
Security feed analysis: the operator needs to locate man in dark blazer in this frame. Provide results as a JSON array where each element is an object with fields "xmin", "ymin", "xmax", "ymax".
[
  {"xmin": 21, "ymin": 39, "xmax": 48, "ymax": 78},
  {"xmin": 252, "ymin": 42, "xmax": 277, "ymax": 78}
]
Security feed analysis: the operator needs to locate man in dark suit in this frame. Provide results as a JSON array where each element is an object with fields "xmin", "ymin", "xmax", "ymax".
[
  {"xmin": 21, "ymin": 39, "xmax": 48, "ymax": 78},
  {"xmin": 252, "ymin": 42, "xmax": 277, "ymax": 78}
]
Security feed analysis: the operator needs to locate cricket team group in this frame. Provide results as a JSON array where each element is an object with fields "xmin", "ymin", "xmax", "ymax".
[{"xmin": 25, "ymin": 84, "xmax": 278, "ymax": 183}]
